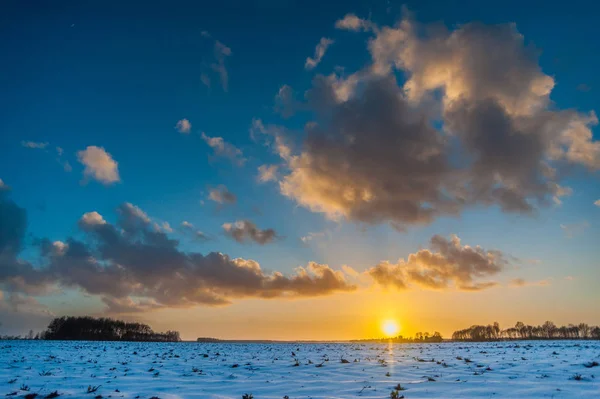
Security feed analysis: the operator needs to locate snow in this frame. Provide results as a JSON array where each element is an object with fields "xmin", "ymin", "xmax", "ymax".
[{"xmin": 1, "ymin": 340, "xmax": 599, "ymax": 398}]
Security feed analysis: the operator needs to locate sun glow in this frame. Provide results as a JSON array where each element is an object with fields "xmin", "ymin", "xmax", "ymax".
[{"xmin": 381, "ymin": 319, "xmax": 400, "ymax": 337}]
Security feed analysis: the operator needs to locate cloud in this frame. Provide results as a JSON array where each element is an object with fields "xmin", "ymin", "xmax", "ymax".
[
  {"xmin": 77, "ymin": 146, "xmax": 120, "ymax": 185},
  {"xmin": 222, "ymin": 220, "xmax": 278, "ymax": 245},
  {"xmin": 21, "ymin": 141, "xmax": 49, "ymax": 149},
  {"xmin": 367, "ymin": 235, "xmax": 510, "ymax": 291},
  {"xmin": 201, "ymin": 133, "xmax": 246, "ymax": 166},
  {"xmin": 577, "ymin": 83, "xmax": 591, "ymax": 92},
  {"xmin": 0, "ymin": 197, "xmax": 354, "ymax": 312},
  {"xmin": 212, "ymin": 41, "xmax": 232, "ymax": 91},
  {"xmin": 280, "ymin": 75, "xmax": 454, "ymax": 226},
  {"xmin": 79, "ymin": 211, "xmax": 106, "ymax": 228},
  {"xmin": 208, "ymin": 185, "xmax": 237, "ymax": 204},
  {"xmin": 260, "ymin": 13, "xmax": 600, "ymax": 229},
  {"xmin": 175, "ymin": 119, "xmax": 192, "ymax": 134},
  {"xmin": 305, "ymin": 37, "xmax": 334, "ymax": 70},
  {"xmin": 594, "ymin": 199, "xmax": 600, "ymax": 207},
  {"xmin": 250, "ymin": 118, "xmax": 293, "ymax": 161},
  {"xmin": 560, "ymin": 221, "xmax": 589, "ymax": 238},
  {"xmin": 274, "ymin": 84, "xmax": 302, "ymax": 118},
  {"xmin": 335, "ymin": 14, "xmax": 373, "ymax": 31},
  {"xmin": 0, "ymin": 190, "xmax": 27, "ymax": 255},
  {"xmin": 257, "ymin": 164, "xmax": 278, "ymax": 183},
  {"xmin": 509, "ymin": 278, "xmax": 551, "ymax": 288},
  {"xmin": 0, "ymin": 290, "xmax": 54, "ymax": 335},
  {"xmin": 300, "ymin": 231, "xmax": 326, "ymax": 244},
  {"xmin": 200, "ymin": 34, "xmax": 232, "ymax": 92},
  {"xmin": 160, "ymin": 222, "xmax": 173, "ymax": 233},
  {"xmin": 180, "ymin": 221, "xmax": 210, "ymax": 241},
  {"xmin": 200, "ymin": 73, "xmax": 211, "ymax": 89}
]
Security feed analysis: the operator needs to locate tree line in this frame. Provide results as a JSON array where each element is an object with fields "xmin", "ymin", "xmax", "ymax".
[
  {"xmin": 352, "ymin": 331, "xmax": 444, "ymax": 343},
  {"xmin": 452, "ymin": 321, "xmax": 600, "ymax": 341},
  {"xmin": 40, "ymin": 316, "xmax": 181, "ymax": 342}
]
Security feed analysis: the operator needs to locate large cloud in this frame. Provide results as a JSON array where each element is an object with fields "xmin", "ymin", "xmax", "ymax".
[
  {"xmin": 368, "ymin": 234, "xmax": 509, "ymax": 291},
  {"xmin": 0, "ymin": 197, "xmax": 354, "ymax": 313},
  {"xmin": 264, "ymin": 13, "xmax": 599, "ymax": 228}
]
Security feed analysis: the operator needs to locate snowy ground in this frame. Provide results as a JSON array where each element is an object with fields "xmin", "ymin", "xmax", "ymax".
[{"xmin": 1, "ymin": 340, "xmax": 599, "ymax": 398}]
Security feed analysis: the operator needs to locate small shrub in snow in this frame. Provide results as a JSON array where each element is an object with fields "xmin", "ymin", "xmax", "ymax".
[
  {"xmin": 390, "ymin": 389, "xmax": 404, "ymax": 399},
  {"xmin": 571, "ymin": 373, "xmax": 583, "ymax": 381}
]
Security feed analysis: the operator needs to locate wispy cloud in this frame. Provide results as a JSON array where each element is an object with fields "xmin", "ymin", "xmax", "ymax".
[
  {"xmin": 509, "ymin": 278, "xmax": 551, "ymax": 288},
  {"xmin": 201, "ymin": 133, "xmax": 246, "ymax": 166},
  {"xmin": 257, "ymin": 164, "xmax": 278, "ymax": 183},
  {"xmin": 21, "ymin": 141, "xmax": 49, "ymax": 149},
  {"xmin": 560, "ymin": 222, "xmax": 590, "ymax": 238},
  {"xmin": 181, "ymin": 221, "xmax": 210, "ymax": 241},
  {"xmin": 200, "ymin": 33, "xmax": 232, "ymax": 92},
  {"xmin": 208, "ymin": 185, "xmax": 237, "ymax": 205},
  {"xmin": 305, "ymin": 37, "xmax": 334, "ymax": 70}
]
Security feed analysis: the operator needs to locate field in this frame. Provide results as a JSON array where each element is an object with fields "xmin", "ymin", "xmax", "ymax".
[{"xmin": 1, "ymin": 341, "xmax": 599, "ymax": 398}]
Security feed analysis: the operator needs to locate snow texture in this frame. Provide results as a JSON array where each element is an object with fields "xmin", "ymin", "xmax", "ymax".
[{"xmin": 1, "ymin": 341, "xmax": 599, "ymax": 398}]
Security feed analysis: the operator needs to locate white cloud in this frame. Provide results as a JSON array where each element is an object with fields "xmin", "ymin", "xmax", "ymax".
[
  {"xmin": 175, "ymin": 119, "xmax": 192, "ymax": 134},
  {"xmin": 77, "ymin": 146, "xmax": 120, "ymax": 185},
  {"xmin": 80, "ymin": 211, "xmax": 106, "ymax": 226},
  {"xmin": 594, "ymin": 199, "xmax": 600, "ymax": 207},
  {"xmin": 305, "ymin": 37, "xmax": 334, "ymax": 70}
]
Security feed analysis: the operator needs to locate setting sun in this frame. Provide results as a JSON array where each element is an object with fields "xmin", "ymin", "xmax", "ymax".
[{"xmin": 382, "ymin": 320, "xmax": 400, "ymax": 337}]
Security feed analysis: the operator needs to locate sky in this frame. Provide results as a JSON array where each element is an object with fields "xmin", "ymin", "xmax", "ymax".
[{"xmin": 0, "ymin": 0, "xmax": 599, "ymax": 341}]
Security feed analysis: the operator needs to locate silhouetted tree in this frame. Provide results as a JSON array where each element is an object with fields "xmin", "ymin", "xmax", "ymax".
[
  {"xmin": 41, "ymin": 316, "xmax": 181, "ymax": 342},
  {"xmin": 452, "ymin": 321, "xmax": 600, "ymax": 341}
]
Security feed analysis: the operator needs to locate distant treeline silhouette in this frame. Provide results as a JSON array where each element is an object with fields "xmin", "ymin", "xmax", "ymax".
[
  {"xmin": 352, "ymin": 331, "xmax": 444, "ymax": 343},
  {"xmin": 41, "ymin": 316, "xmax": 181, "ymax": 342},
  {"xmin": 452, "ymin": 321, "xmax": 600, "ymax": 341}
]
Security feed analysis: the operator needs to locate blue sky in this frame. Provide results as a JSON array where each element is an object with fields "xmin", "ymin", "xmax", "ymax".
[{"xmin": 0, "ymin": 0, "xmax": 599, "ymax": 339}]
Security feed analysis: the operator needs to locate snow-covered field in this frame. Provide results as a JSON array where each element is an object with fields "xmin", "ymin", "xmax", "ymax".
[{"xmin": 1, "ymin": 340, "xmax": 599, "ymax": 398}]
